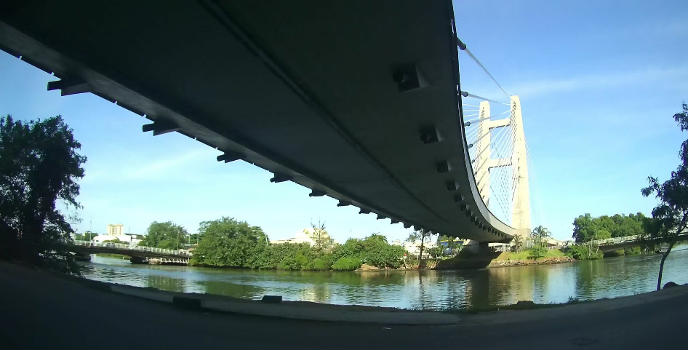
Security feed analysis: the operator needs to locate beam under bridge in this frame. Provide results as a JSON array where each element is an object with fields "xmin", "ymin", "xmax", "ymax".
[{"xmin": 0, "ymin": 0, "xmax": 517, "ymax": 242}]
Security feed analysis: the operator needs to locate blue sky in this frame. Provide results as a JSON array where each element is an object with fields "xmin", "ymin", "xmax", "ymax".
[{"xmin": 1, "ymin": 0, "xmax": 687, "ymax": 242}]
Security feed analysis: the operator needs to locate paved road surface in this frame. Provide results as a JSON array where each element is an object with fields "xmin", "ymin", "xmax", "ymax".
[{"xmin": 0, "ymin": 262, "xmax": 687, "ymax": 348}]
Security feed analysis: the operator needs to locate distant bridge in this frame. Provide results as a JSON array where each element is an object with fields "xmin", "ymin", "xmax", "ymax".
[
  {"xmin": 69, "ymin": 241, "xmax": 191, "ymax": 264},
  {"xmin": 591, "ymin": 233, "xmax": 688, "ymax": 252}
]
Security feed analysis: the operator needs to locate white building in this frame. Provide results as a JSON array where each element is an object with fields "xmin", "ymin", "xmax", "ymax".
[
  {"xmin": 92, "ymin": 224, "xmax": 142, "ymax": 246},
  {"xmin": 402, "ymin": 239, "xmax": 438, "ymax": 258},
  {"xmin": 271, "ymin": 228, "xmax": 332, "ymax": 246},
  {"xmin": 107, "ymin": 224, "xmax": 124, "ymax": 236}
]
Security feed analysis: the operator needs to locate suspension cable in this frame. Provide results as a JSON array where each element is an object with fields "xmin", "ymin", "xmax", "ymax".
[{"xmin": 457, "ymin": 37, "xmax": 510, "ymax": 99}]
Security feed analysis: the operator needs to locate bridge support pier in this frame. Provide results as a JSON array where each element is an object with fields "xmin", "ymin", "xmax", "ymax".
[{"xmin": 449, "ymin": 240, "xmax": 500, "ymax": 269}]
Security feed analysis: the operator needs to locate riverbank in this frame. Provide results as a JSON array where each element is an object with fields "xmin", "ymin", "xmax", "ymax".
[
  {"xmin": 2, "ymin": 260, "xmax": 687, "ymax": 347},
  {"xmin": 487, "ymin": 250, "xmax": 576, "ymax": 268},
  {"xmin": 488, "ymin": 255, "xmax": 575, "ymax": 267}
]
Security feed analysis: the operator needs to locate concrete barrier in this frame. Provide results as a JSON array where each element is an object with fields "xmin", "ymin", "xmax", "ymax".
[{"xmin": 99, "ymin": 280, "xmax": 460, "ymax": 325}]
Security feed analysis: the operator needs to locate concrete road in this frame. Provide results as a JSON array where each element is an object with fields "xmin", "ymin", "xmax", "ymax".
[{"xmin": 0, "ymin": 261, "xmax": 686, "ymax": 348}]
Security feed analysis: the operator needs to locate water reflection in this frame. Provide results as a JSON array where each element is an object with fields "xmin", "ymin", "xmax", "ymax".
[
  {"xmin": 146, "ymin": 274, "xmax": 185, "ymax": 293},
  {"xmin": 81, "ymin": 247, "xmax": 688, "ymax": 311}
]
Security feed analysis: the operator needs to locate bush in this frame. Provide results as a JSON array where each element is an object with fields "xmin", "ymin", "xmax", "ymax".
[
  {"xmin": 331, "ymin": 256, "xmax": 362, "ymax": 271},
  {"xmin": 309, "ymin": 257, "xmax": 331, "ymax": 271},
  {"xmin": 257, "ymin": 243, "xmax": 318, "ymax": 270},
  {"xmin": 564, "ymin": 244, "xmax": 603, "ymax": 260},
  {"xmin": 330, "ymin": 234, "xmax": 404, "ymax": 268},
  {"xmin": 528, "ymin": 246, "xmax": 548, "ymax": 260}
]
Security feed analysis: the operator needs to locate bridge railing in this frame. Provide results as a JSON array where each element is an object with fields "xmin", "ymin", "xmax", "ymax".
[
  {"xmin": 72, "ymin": 240, "xmax": 192, "ymax": 257},
  {"xmin": 590, "ymin": 231, "xmax": 688, "ymax": 247}
]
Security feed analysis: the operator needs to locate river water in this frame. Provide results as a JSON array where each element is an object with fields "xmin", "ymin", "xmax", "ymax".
[{"xmin": 80, "ymin": 247, "xmax": 688, "ymax": 311}]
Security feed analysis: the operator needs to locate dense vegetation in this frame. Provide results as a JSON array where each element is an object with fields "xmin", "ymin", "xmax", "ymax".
[
  {"xmin": 572, "ymin": 213, "xmax": 650, "ymax": 243},
  {"xmin": 139, "ymin": 221, "xmax": 188, "ymax": 250},
  {"xmin": 191, "ymin": 217, "xmax": 268, "ymax": 268},
  {"xmin": 564, "ymin": 212, "xmax": 653, "ymax": 260},
  {"xmin": 0, "ymin": 116, "xmax": 86, "ymax": 272},
  {"xmin": 189, "ymin": 218, "xmax": 405, "ymax": 271}
]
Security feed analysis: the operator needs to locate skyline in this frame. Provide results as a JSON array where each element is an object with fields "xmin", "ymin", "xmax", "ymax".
[{"xmin": 1, "ymin": 0, "xmax": 688, "ymax": 242}]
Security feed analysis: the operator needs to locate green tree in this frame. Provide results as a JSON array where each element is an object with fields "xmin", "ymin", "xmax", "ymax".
[
  {"xmin": 188, "ymin": 233, "xmax": 201, "ymax": 245},
  {"xmin": 573, "ymin": 212, "xmax": 649, "ymax": 244},
  {"xmin": 191, "ymin": 217, "xmax": 268, "ymax": 268},
  {"xmin": 140, "ymin": 221, "xmax": 187, "ymax": 249},
  {"xmin": 510, "ymin": 234, "xmax": 524, "ymax": 252},
  {"xmin": 531, "ymin": 225, "xmax": 551, "ymax": 248},
  {"xmin": 529, "ymin": 225, "xmax": 551, "ymax": 259},
  {"xmin": 427, "ymin": 246, "xmax": 443, "ymax": 259},
  {"xmin": 0, "ymin": 115, "xmax": 86, "ymax": 270},
  {"xmin": 310, "ymin": 220, "xmax": 333, "ymax": 252},
  {"xmin": 256, "ymin": 242, "xmax": 320, "ymax": 270},
  {"xmin": 572, "ymin": 214, "xmax": 595, "ymax": 243},
  {"xmin": 329, "ymin": 234, "xmax": 404, "ymax": 269},
  {"xmin": 437, "ymin": 235, "xmax": 462, "ymax": 256},
  {"xmin": 642, "ymin": 103, "xmax": 688, "ymax": 291},
  {"xmin": 406, "ymin": 230, "xmax": 429, "ymax": 268},
  {"xmin": 75, "ymin": 231, "xmax": 96, "ymax": 241}
]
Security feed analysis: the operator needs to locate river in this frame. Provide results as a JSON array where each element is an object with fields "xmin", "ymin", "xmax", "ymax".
[{"xmin": 80, "ymin": 246, "xmax": 688, "ymax": 311}]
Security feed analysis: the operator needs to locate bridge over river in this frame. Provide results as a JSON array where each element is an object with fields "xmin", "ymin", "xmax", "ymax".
[
  {"xmin": 591, "ymin": 233, "xmax": 688, "ymax": 252},
  {"xmin": 69, "ymin": 241, "xmax": 191, "ymax": 265}
]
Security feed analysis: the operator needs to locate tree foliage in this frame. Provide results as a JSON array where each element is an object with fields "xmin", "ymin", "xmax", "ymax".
[
  {"xmin": 642, "ymin": 103, "xmax": 688, "ymax": 290},
  {"xmin": 74, "ymin": 231, "xmax": 96, "ymax": 241},
  {"xmin": 0, "ymin": 115, "xmax": 85, "ymax": 270},
  {"xmin": 529, "ymin": 225, "xmax": 551, "ymax": 259},
  {"xmin": 257, "ymin": 242, "xmax": 325, "ymax": 270},
  {"xmin": 406, "ymin": 230, "xmax": 430, "ymax": 268},
  {"xmin": 331, "ymin": 256, "xmax": 362, "ymax": 271},
  {"xmin": 564, "ymin": 244, "xmax": 603, "ymax": 260},
  {"xmin": 437, "ymin": 235, "xmax": 462, "ymax": 256},
  {"xmin": 191, "ymin": 217, "xmax": 268, "ymax": 268},
  {"xmin": 572, "ymin": 212, "xmax": 649, "ymax": 243},
  {"xmin": 139, "ymin": 221, "xmax": 187, "ymax": 249},
  {"xmin": 331, "ymin": 234, "xmax": 405, "ymax": 269},
  {"xmin": 310, "ymin": 220, "xmax": 334, "ymax": 252},
  {"xmin": 189, "ymin": 222, "xmax": 404, "ymax": 271}
]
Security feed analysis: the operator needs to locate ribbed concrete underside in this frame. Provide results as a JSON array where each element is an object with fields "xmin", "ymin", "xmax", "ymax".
[{"xmin": 0, "ymin": 1, "xmax": 515, "ymax": 241}]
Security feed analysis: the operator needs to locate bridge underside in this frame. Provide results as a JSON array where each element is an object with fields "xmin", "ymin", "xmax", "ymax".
[{"xmin": 0, "ymin": 1, "xmax": 515, "ymax": 242}]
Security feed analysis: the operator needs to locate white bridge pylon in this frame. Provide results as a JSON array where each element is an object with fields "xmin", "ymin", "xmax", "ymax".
[{"xmin": 472, "ymin": 95, "xmax": 531, "ymax": 238}]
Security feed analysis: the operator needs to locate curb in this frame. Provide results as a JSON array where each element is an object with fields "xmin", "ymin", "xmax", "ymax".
[{"xmin": 100, "ymin": 281, "xmax": 460, "ymax": 325}]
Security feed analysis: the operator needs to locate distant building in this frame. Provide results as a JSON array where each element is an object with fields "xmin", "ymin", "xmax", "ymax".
[
  {"xmin": 93, "ymin": 224, "xmax": 141, "ymax": 246},
  {"xmin": 402, "ymin": 239, "xmax": 438, "ymax": 258},
  {"xmin": 107, "ymin": 224, "xmax": 124, "ymax": 236},
  {"xmin": 271, "ymin": 228, "xmax": 332, "ymax": 246}
]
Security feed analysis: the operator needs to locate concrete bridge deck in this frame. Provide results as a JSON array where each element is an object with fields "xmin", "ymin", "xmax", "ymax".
[
  {"xmin": 68, "ymin": 241, "xmax": 192, "ymax": 260},
  {"xmin": 0, "ymin": 1, "xmax": 514, "ymax": 242}
]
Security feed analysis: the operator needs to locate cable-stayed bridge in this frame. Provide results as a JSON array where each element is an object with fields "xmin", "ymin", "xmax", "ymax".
[{"xmin": 0, "ymin": 1, "xmax": 531, "ymax": 243}]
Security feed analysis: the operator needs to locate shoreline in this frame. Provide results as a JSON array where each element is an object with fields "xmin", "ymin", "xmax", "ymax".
[{"xmin": 487, "ymin": 256, "xmax": 576, "ymax": 268}]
